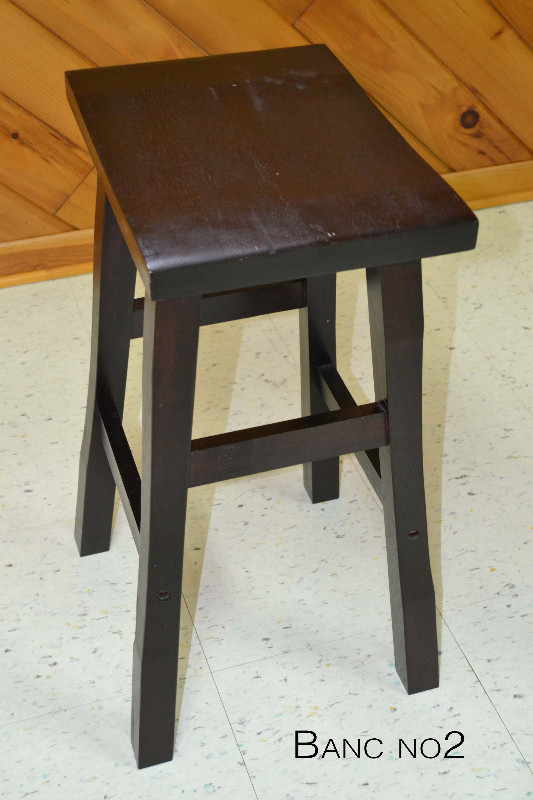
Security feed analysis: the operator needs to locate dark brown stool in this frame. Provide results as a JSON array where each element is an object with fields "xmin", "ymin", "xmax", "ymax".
[{"xmin": 66, "ymin": 44, "xmax": 478, "ymax": 769}]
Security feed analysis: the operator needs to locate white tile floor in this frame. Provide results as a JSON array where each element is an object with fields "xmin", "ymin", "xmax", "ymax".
[{"xmin": 0, "ymin": 202, "xmax": 532, "ymax": 799}]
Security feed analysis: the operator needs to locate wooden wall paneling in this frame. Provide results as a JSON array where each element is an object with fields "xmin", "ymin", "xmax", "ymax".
[
  {"xmin": 445, "ymin": 159, "xmax": 533, "ymax": 209},
  {"xmin": 0, "ymin": 182, "xmax": 73, "ymax": 243},
  {"xmin": 0, "ymin": 2, "xmax": 92, "ymax": 149},
  {"xmin": 0, "ymin": 228, "xmax": 92, "ymax": 282},
  {"xmin": 265, "ymin": 0, "xmax": 314, "ymax": 24},
  {"xmin": 381, "ymin": 0, "xmax": 533, "ymax": 151},
  {"xmin": 0, "ymin": 260, "xmax": 92, "ymax": 288},
  {"xmin": 0, "ymin": 92, "xmax": 92, "ymax": 215},
  {"xmin": 297, "ymin": 0, "xmax": 532, "ymax": 171},
  {"xmin": 11, "ymin": 0, "xmax": 205, "ymax": 66},
  {"xmin": 146, "ymin": 0, "xmax": 307, "ymax": 54},
  {"xmin": 0, "ymin": 0, "xmax": 532, "ymax": 289},
  {"xmin": 374, "ymin": 102, "xmax": 449, "ymax": 173},
  {"xmin": 490, "ymin": 0, "xmax": 533, "ymax": 48},
  {"xmin": 55, "ymin": 169, "xmax": 97, "ymax": 229}
]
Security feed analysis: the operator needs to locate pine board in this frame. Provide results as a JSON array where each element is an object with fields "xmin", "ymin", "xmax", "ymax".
[
  {"xmin": 55, "ymin": 169, "xmax": 97, "ymax": 229},
  {"xmin": 11, "ymin": 0, "xmax": 204, "ymax": 66},
  {"xmin": 0, "ymin": 2, "xmax": 93, "ymax": 149},
  {"xmin": 382, "ymin": 0, "xmax": 533, "ymax": 151},
  {"xmin": 0, "ymin": 92, "xmax": 91, "ymax": 214},
  {"xmin": 297, "ymin": 0, "xmax": 532, "ymax": 170},
  {"xmin": 0, "ymin": 182, "xmax": 73, "ymax": 243},
  {"xmin": 147, "ymin": 0, "xmax": 306, "ymax": 53}
]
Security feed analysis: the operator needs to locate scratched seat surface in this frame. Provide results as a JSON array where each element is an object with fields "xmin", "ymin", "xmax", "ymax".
[{"xmin": 66, "ymin": 44, "xmax": 477, "ymax": 299}]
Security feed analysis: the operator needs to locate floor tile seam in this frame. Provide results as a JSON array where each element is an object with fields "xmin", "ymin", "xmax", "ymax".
[
  {"xmin": 181, "ymin": 594, "xmax": 260, "ymax": 800},
  {"xmin": 0, "ymin": 605, "xmax": 201, "ymax": 648},
  {"xmin": 441, "ymin": 615, "xmax": 533, "ymax": 775},
  {"xmin": 440, "ymin": 585, "xmax": 533, "ymax": 617},
  {"xmin": 0, "ymin": 612, "xmax": 139, "ymax": 642},
  {"xmin": 267, "ymin": 313, "xmax": 300, "ymax": 370},
  {"xmin": 0, "ymin": 516, "xmax": 134, "ymax": 543},
  {"xmin": 182, "ymin": 557, "xmax": 390, "ymax": 600},
  {"xmin": 425, "ymin": 268, "xmax": 533, "ymax": 329},
  {"xmin": 421, "ymin": 276, "xmax": 469, "ymax": 336},
  {"xmin": 197, "ymin": 620, "xmax": 394, "ymax": 678},
  {"xmin": 423, "ymin": 279, "xmax": 533, "ymax": 417},
  {"xmin": 0, "ymin": 376, "xmax": 91, "ymax": 410},
  {"xmin": 346, "ymin": 453, "xmax": 383, "ymax": 513},
  {"xmin": 182, "ymin": 571, "xmax": 393, "ymax": 613},
  {"xmin": 149, "ymin": 567, "xmax": 528, "ymax": 680},
  {"xmin": 0, "ymin": 690, "xmax": 129, "ymax": 731},
  {"xmin": 422, "ymin": 275, "xmax": 498, "ymax": 354},
  {"xmin": 0, "ymin": 663, "xmax": 210, "ymax": 733},
  {"xmin": 0, "ymin": 546, "xmax": 137, "ymax": 577},
  {"xmin": 66, "ymin": 277, "xmax": 92, "ymax": 341}
]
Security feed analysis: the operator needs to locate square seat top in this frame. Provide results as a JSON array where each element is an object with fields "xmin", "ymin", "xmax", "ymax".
[{"xmin": 66, "ymin": 45, "xmax": 477, "ymax": 299}]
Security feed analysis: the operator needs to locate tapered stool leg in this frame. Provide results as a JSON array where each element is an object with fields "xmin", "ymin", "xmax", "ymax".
[
  {"xmin": 132, "ymin": 294, "xmax": 201, "ymax": 769},
  {"xmin": 367, "ymin": 262, "xmax": 439, "ymax": 694},
  {"xmin": 74, "ymin": 181, "xmax": 136, "ymax": 556},
  {"xmin": 299, "ymin": 274, "xmax": 339, "ymax": 503}
]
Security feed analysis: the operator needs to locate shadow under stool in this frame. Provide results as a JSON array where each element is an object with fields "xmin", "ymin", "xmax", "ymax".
[{"xmin": 65, "ymin": 44, "xmax": 478, "ymax": 769}]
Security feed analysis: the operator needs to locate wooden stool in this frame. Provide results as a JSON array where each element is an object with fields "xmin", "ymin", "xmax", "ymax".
[{"xmin": 66, "ymin": 44, "xmax": 478, "ymax": 768}]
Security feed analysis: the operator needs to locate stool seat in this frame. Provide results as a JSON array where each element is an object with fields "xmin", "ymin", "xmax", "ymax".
[{"xmin": 66, "ymin": 45, "xmax": 477, "ymax": 299}]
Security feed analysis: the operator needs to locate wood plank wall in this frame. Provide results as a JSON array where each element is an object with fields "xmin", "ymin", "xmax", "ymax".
[{"xmin": 1, "ymin": 0, "xmax": 532, "ymax": 285}]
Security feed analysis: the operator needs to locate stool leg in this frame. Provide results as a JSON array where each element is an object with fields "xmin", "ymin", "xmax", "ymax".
[
  {"xmin": 74, "ymin": 182, "xmax": 136, "ymax": 556},
  {"xmin": 299, "ymin": 274, "xmax": 339, "ymax": 503},
  {"xmin": 132, "ymin": 294, "xmax": 201, "ymax": 769},
  {"xmin": 367, "ymin": 262, "xmax": 439, "ymax": 694}
]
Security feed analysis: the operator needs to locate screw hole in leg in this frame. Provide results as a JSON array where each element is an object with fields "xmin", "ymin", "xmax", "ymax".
[
  {"xmin": 408, "ymin": 530, "xmax": 419, "ymax": 541},
  {"xmin": 157, "ymin": 590, "xmax": 171, "ymax": 601}
]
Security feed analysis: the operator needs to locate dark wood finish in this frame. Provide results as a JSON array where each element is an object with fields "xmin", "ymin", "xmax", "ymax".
[
  {"xmin": 299, "ymin": 275, "xmax": 339, "ymax": 502},
  {"xmin": 87, "ymin": 363, "xmax": 386, "ymax": 520},
  {"xmin": 95, "ymin": 370, "xmax": 385, "ymax": 522},
  {"xmin": 65, "ymin": 45, "xmax": 477, "ymax": 300},
  {"xmin": 201, "ymin": 279, "xmax": 305, "ymax": 325},
  {"xmin": 98, "ymin": 395, "xmax": 141, "ymax": 551},
  {"xmin": 130, "ymin": 279, "xmax": 305, "ymax": 339},
  {"xmin": 367, "ymin": 261, "xmax": 439, "ymax": 694},
  {"xmin": 66, "ymin": 43, "xmax": 479, "ymax": 769},
  {"xmin": 132, "ymin": 294, "xmax": 201, "ymax": 769},
  {"xmin": 318, "ymin": 363, "xmax": 383, "ymax": 499},
  {"xmin": 189, "ymin": 402, "xmax": 387, "ymax": 487},
  {"xmin": 74, "ymin": 179, "xmax": 136, "ymax": 556}
]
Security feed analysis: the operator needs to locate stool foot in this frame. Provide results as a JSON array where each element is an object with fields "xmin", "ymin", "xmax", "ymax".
[
  {"xmin": 367, "ymin": 263, "xmax": 439, "ymax": 694},
  {"xmin": 131, "ymin": 647, "xmax": 176, "ymax": 768},
  {"xmin": 132, "ymin": 295, "xmax": 201, "ymax": 769},
  {"xmin": 300, "ymin": 275, "xmax": 339, "ymax": 503},
  {"xmin": 75, "ymin": 418, "xmax": 118, "ymax": 557},
  {"xmin": 74, "ymin": 183, "xmax": 136, "ymax": 556}
]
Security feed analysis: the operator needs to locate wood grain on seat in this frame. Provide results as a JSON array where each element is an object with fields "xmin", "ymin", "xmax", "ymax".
[{"xmin": 66, "ymin": 44, "xmax": 477, "ymax": 298}]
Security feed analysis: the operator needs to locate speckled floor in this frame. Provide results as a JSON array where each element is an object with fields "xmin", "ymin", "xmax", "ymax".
[{"xmin": 1, "ymin": 202, "xmax": 532, "ymax": 799}]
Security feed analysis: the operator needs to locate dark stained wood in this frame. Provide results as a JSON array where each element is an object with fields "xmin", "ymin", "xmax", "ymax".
[
  {"xmin": 318, "ymin": 363, "xmax": 382, "ymax": 498},
  {"xmin": 67, "ymin": 43, "xmax": 478, "ymax": 769},
  {"xmin": 130, "ymin": 279, "xmax": 305, "ymax": 338},
  {"xmin": 98, "ymin": 395, "xmax": 141, "ymax": 550},
  {"xmin": 132, "ymin": 294, "xmax": 201, "ymax": 769},
  {"xmin": 200, "ymin": 279, "xmax": 305, "ymax": 324},
  {"xmin": 189, "ymin": 402, "xmax": 387, "ymax": 487},
  {"xmin": 367, "ymin": 261, "xmax": 439, "ymax": 694},
  {"xmin": 74, "ymin": 179, "xmax": 136, "ymax": 556},
  {"xmin": 299, "ymin": 275, "xmax": 339, "ymax": 502},
  {"xmin": 65, "ymin": 45, "xmax": 477, "ymax": 300}
]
